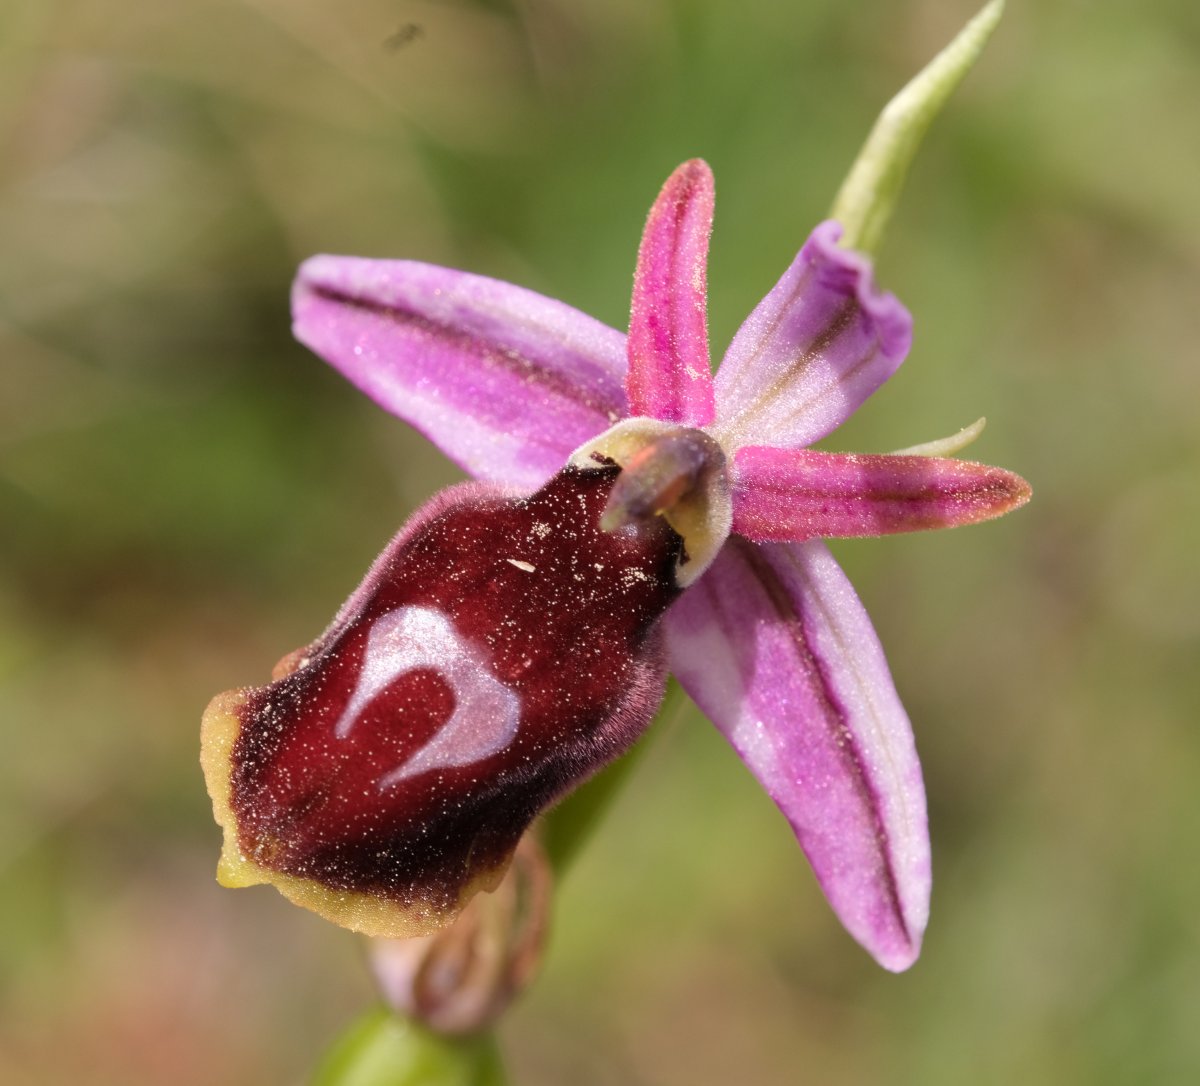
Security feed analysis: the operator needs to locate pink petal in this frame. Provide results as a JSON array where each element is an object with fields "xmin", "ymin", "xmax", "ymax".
[
  {"xmin": 731, "ymin": 446, "xmax": 1032, "ymax": 541},
  {"xmin": 626, "ymin": 160, "xmax": 717, "ymax": 427},
  {"xmin": 712, "ymin": 222, "xmax": 912, "ymax": 451},
  {"xmin": 664, "ymin": 538, "xmax": 930, "ymax": 971},
  {"xmin": 293, "ymin": 257, "xmax": 629, "ymax": 491}
]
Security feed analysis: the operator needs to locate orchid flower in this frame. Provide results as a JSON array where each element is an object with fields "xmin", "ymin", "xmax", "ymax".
[
  {"xmin": 201, "ymin": 4, "xmax": 1024, "ymax": 976},
  {"xmin": 201, "ymin": 160, "xmax": 1028, "ymax": 974}
]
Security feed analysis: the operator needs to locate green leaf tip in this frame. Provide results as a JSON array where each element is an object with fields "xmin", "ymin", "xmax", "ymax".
[
  {"xmin": 890, "ymin": 416, "xmax": 987, "ymax": 457},
  {"xmin": 830, "ymin": 0, "xmax": 1005, "ymax": 257}
]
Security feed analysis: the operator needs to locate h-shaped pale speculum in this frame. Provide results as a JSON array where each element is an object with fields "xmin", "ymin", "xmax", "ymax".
[{"xmin": 332, "ymin": 605, "xmax": 522, "ymax": 789}]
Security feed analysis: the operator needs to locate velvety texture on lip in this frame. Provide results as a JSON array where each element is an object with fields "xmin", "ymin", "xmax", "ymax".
[{"xmin": 204, "ymin": 466, "xmax": 681, "ymax": 937}]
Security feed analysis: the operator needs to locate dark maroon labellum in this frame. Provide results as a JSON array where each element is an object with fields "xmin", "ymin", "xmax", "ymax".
[{"xmin": 211, "ymin": 464, "xmax": 682, "ymax": 931}]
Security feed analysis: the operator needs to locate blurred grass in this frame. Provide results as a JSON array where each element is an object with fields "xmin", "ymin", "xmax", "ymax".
[{"xmin": 2, "ymin": 1, "xmax": 1199, "ymax": 1083}]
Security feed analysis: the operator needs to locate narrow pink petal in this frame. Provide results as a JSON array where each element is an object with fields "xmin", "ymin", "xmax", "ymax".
[
  {"xmin": 664, "ymin": 538, "xmax": 930, "ymax": 971},
  {"xmin": 712, "ymin": 221, "xmax": 912, "ymax": 452},
  {"xmin": 626, "ymin": 160, "xmax": 716, "ymax": 426},
  {"xmin": 293, "ymin": 257, "xmax": 628, "ymax": 491},
  {"xmin": 731, "ymin": 446, "xmax": 1032, "ymax": 542}
]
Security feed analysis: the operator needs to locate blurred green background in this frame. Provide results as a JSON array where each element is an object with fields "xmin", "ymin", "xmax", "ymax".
[{"xmin": 3, "ymin": 1, "xmax": 1199, "ymax": 1083}]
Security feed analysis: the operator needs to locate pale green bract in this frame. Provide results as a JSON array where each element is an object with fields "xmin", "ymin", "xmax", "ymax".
[{"xmin": 831, "ymin": 0, "xmax": 1005, "ymax": 256}]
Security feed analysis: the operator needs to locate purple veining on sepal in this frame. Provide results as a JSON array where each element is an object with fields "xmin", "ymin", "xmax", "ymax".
[
  {"xmin": 663, "ymin": 538, "xmax": 930, "ymax": 972},
  {"xmin": 293, "ymin": 257, "xmax": 629, "ymax": 491},
  {"xmin": 712, "ymin": 221, "xmax": 912, "ymax": 452},
  {"xmin": 626, "ymin": 160, "xmax": 717, "ymax": 427},
  {"xmin": 730, "ymin": 446, "xmax": 1033, "ymax": 542}
]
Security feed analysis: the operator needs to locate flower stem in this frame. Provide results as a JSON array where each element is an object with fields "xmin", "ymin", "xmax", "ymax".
[
  {"xmin": 830, "ymin": 0, "xmax": 1004, "ymax": 257},
  {"xmin": 541, "ymin": 678, "xmax": 685, "ymax": 873},
  {"xmin": 311, "ymin": 1009, "xmax": 508, "ymax": 1086}
]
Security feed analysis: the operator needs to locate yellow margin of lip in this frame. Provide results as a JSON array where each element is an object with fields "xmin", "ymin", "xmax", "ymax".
[{"xmin": 199, "ymin": 687, "xmax": 509, "ymax": 939}]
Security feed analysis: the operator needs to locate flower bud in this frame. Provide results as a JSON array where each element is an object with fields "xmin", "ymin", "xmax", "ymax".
[{"xmin": 368, "ymin": 835, "xmax": 551, "ymax": 1035}]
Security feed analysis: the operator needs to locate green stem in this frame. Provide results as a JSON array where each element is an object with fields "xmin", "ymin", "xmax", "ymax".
[
  {"xmin": 541, "ymin": 678, "xmax": 686, "ymax": 874},
  {"xmin": 311, "ymin": 1009, "xmax": 508, "ymax": 1086}
]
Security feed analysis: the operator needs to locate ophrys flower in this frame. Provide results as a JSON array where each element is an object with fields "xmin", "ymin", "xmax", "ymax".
[{"xmin": 201, "ymin": 158, "xmax": 1028, "ymax": 973}]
